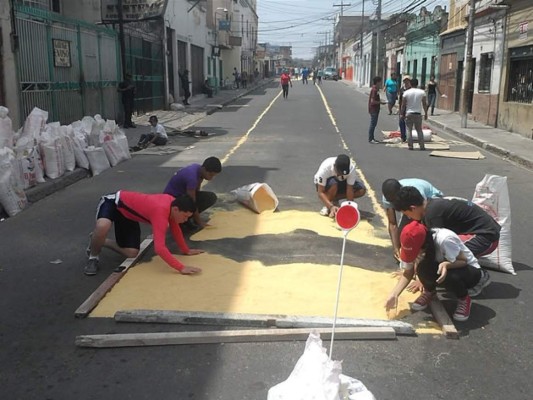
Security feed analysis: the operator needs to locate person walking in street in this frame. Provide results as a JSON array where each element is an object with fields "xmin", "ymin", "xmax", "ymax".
[
  {"xmin": 134, "ymin": 115, "xmax": 168, "ymax": 150},
  {"xmin": 117, "ymin": 72, "xmax": 136, "ymax": 128},
  {"xmin": 241, "ymin": 70, "xmax": 248, "ymax": 89},
  {"xmin": 302, "ymin": 67, "xmax": 309, "ymax": 84},
  {"xmin": 426, "ymin": 75, "xmax": 440, "ymax": 116},
  {"xmin": 163, "ymin": 157, "xmax": 222, "ymax": 229},
  {"xmin": 178, "ymin": 69, "xmax": 191, "ymax": 105},
  {"xmin": 385, "ymin": 220, "xmax": 488, "ymax": 322},
  {"xmin": 313, "ymin": 154, "xmax": 366, "ymax": 218},
  {"xmin": 233, "ymin": 67, "xmax": 240, "ymax": 89},
  {"xmin": 368, "ymin": 76, "xmax": 384, "ymax": 144},
  {"xmin": 280, "ymin": 70, "xmax": 292, "ymax": 99},
  {"xmin": 401, "ymin": 78, "xmax": 428, "ymax": 150},
  {"xmin": 397, "ymin": 75, "xmax": 411, "ymax": 142},
  {"xmin": 384, "ymin": 72, "xmax": 399, "ymax": 115},
  {"xmin": 84, "ymin": 192, "xmax": 203, "ymax": 276},
  {"xmin": 312, "ymin": 68, "xmax": 317, "ymax": 85}
]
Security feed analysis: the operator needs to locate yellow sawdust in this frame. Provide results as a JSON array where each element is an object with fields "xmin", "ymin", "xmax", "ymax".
[
  {"xmin": 192, "ymin": 208, "xmax": 389, "ymax": 247},
  {"xmin": 90, "ymin": 253, "xmax": 420, "ymax": 320}
]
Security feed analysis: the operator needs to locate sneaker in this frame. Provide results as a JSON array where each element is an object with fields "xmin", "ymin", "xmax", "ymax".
[
  {"xmin": 86, "ymin": 232, "xmax": 93, "ymax": 258},
  {"xmin": 369, "ymin": 139, "xmax": 380, "ymax": 144},
  {"xmin": 319, "ymin": 206, "xmax": 329, "ymax": 216},
  {"xmin": 411, "ymin": 291, "xmax": 434, "ymax": 311},
  {"xmin": 468, "ymin": 270, "xmax": 491, "ymax": 297},
  {"xmin": 453, "ymin": 295, "xmax": 472, "ymax": 322},
  {"xmin": 84, "ymin": 258, "xmax": 99, "ymax": 276}
]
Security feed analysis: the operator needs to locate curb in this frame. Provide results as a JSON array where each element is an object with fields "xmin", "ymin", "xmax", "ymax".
[
  {"xmin": 427, "ymin": 119, "xmax": 533, "ymax": 171},
  {"xmin": 25, "ymin": 168, "xmax": 90, "ymax": 204}
]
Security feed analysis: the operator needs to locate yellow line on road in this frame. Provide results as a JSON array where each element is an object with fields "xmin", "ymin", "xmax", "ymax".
[{"xmin": 315, "ymin": 85, "xmax": 386, "ymax": 223}]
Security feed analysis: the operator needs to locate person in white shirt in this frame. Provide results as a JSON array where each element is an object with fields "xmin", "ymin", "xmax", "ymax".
[
  {"xmin": 313, "ymin": 154, "xmax": 366, "ymax": 217},
  {"xmin": 385, "ymin": 221, "xmax": 491, "ymax": 322},
  {"xmin": 136, "ymin": 115, "xmax": 168, "ymax": 149},
  {"xmin": 400, "ymin": 78, "xmax": 428, "ymax": 150}
]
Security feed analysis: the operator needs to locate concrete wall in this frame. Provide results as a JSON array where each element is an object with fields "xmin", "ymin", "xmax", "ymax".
[
  {"xmin": 497, "ymin": 0, "xmax": 533, "ymax": 138},
  {"xmin": 61, "ymin": 0, "xmax": 101, "ymax": 22}
]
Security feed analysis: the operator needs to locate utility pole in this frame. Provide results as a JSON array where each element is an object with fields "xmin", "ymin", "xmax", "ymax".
[
  {"xmin": 333, "ymin": 2, "xmax": 351, "ymax": 71},
  {"xmin": 375, "ymin": 0, "xmax": 382, "ymax": 78},
  {"xmin": 118, "ymin": 0, "xmax": 126, "ymax": 77},
  {"xmin": 318, "ymin": 31, "xmax": 328, "ymax": 68},
  {"xmin": 460, "ymin": 0, "xmax": 476, "ymax": 128},
  {"xmin": 360, "ymin": 0, "xmax": 365, "ymax": 86}
]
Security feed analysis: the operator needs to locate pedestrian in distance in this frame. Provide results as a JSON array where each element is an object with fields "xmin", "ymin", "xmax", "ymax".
[
  {"xmin": 178, "ymin": 69, "xmax": 191, "ymax": 105},
  {"xmin": 202, "ymin": 79, "xmax": 214, "ymax": 98},
  {"xmin": 312, "ymin": 68, "xmax": 317, "ymax": 85},
  {"xmin": 233, "ymin": 67, "xmax": 240, "ymax": 89},
  {"xmin": 163, "ymin": 156, "xmax": 222, "ymax": 229},
  {"xmin": 401, "ymin": 78, "xmax": 428, "ymax": 150},
  {"xmin": 280, "ymin": 70, "xmax": 292, "ymax": 99},
  {"xmin": 84, "ymin": 192, "xmax": 203, "ymax": 276},
  {"xmin": 426, "ymin": 75, "xmax": 440, "ymax": 116},
  {"xmin": 131, "ymin": 115, "xmax": 168, "ymax": 151},
  {"xmin": 241, "ymin": 70, "xmax": 248, "ymax": 89},
  {"xmin": 385, "ymin": 220, "xmax": 490, "ymax": 322},
  {"xmin": 397, "ymin": 75, "xmax": 411, "ymax": 142},
  {"xmin": 313, "ymin": 154, "xmax": 367, "ymax": 218},
  {"xmin": 384, "ymin": 72, "xmax": 399, "ymax": 115},
  {"xmin": 117, "ymin": 72, "xmax": 136, "ymax": 128},
  {"xmin": 302, "ymin": 67, "xmax": 309, "ymax": 84},
  {"xmin": 381, "ymin": 178, "xmax": 443, "ymax": 261},
  {"xmin": 368, "ymin": 76, "xmax": 386, "ymax": 144}
]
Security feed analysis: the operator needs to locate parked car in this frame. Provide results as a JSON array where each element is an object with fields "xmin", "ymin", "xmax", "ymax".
[{"xmin": 323, "ymin": 67, "xmax": 339, "ymax": 81}]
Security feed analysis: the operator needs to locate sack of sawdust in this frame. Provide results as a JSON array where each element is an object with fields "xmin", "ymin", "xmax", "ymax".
[
  {"xmin": 231, "ymin": 182, "xmax": 279, "ymax": 213},
  {"xmin": 411, "ymin": 128, "xmax": 432, "ymax": 142}
]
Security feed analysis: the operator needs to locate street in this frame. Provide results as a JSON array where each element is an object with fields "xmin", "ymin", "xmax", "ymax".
[{"xmin": 1, "ymin": 79, "xmax": 532, "ymax": 400}]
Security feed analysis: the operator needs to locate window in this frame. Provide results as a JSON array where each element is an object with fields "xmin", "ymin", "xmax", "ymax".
[
  {"xmin": 421, "ymin": 57, "xmax": 427, "ymax": 88},
  {"xmin": 407, "ymin": 61, "xmax": 411, "ymax": 75},
  {"xmin": 478, "ymin": 53, "xmax": 493, "ymax": 92},
  {"xmin": 413, "ymin": 59, "xmax": 418, "ymax": 80},
  {"xmin": 506, "ymin": 46, "xmax": 533, "ymax": 103}
]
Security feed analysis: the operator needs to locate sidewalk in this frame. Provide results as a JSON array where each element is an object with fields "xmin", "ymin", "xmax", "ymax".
[
  {"xmin": 343, "ymin": 80, "xmax": 533, "ymax": 171},
  {"xmin": 23, "ymin": 78, "xmax": 273, "ymax": 205}
]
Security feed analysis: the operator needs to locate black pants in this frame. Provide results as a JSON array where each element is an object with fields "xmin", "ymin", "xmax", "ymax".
[
  {"xmin": 138, "ymin": 134, "xmax": 167, "ymax": 146},
  {"xmin": 183, "ymin": 89, "xmax": 191, "ymax": 104},
  {"xmin": 282, "ymin": 84, "xmax": 289, "ymax": 98},
  {"xmin": 122, "ymin": 99, "xmax": 134, "ymax": 127},
  {"xmin": 196, "ymin": 191, "xmax": 217, "ymax": 213},
  {"xmin": 417, "ymin": 257, "xmax": 481, "ymax": 298}
]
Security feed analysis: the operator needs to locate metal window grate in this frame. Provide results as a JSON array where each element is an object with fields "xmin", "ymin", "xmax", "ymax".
[
  {"xmin": 478, "ymin": 53, "xmax": 492, "ymax": 92},
  {"xmin": 507, "ymin": 58, "xmax": 533, "ymax": 103}
]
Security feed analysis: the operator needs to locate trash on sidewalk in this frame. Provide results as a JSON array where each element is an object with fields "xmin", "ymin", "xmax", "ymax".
[
  {"xmin": 231, "ymin": 182, "xmax": 279, "ymax": 214},
  {"xmin": 267, "ymin": 331, "xmax": 376, "ymax": 400},
  {"xmin": 429, "ymin": 150, "xmax": 485, "ymax": 159},
  {"xmin": 131, "ymin": 144, "xmax": 194, "ymax": 156}
]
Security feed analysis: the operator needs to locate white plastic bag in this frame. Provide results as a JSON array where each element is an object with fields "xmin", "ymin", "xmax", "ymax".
[
  {"xmin": 0, "ymin": 106, "xmax": 14, "ymax": 148},
  {"xmin": 84, "ymin": 146, "xmax": 110, "ymax": 176},
  {"xmin": 267, "ymin": 332, "xmax": 375, "ymax": 400},
  {"xmin": 0, "ymin": 147, "xmax": 27, "ymax": 216},
  {"xmin": 231, "ymin": 182, "xmax": 279, "ymax": 213},
  {"xmin": 472, "ymin": 174, "xmax": 515, "ymax": 275}
]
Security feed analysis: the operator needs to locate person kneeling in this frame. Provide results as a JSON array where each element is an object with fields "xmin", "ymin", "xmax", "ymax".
[
  {"xmin": 202, "ymin": 79, "xmax": 214, "ymax": 98},
  {"xmin": 134, "ymin": 115, "xmax": 168, "ymax": 151}
]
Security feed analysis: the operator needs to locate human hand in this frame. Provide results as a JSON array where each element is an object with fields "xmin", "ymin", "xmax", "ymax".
[
  {"xmin": 436, "ymin": 262, "xmax": 448, "ymax": 284},
  {"xmin": 406, "ymin": 279, "xmax": 423, "ymax": 293},
  {"xmin": 391, "ymin": 269, "xmax": 403, "ymax": 279},
  {"xmin": 186, "ymin": 249, "xmax": 205, "ymax": 256},
  {"xmin": 393, "ymin": 249, "xmax": 401, "ymax": 262},
  {"xmin": 329, "ymin": 206, "xmax": 339, "ymax": 218},
  {"xmin": 384, "ymin": 295, "xmax": 398, "ymax": 312},
  {"xmin": 180, "ymin": 266, "xmax": 202, "ymax": 275}
]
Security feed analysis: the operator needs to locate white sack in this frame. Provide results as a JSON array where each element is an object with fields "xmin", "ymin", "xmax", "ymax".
[
  {"xmin": 115, "ymin": 128, "xmax": 131, "ymax": 159},
  {"xmin": 100, "ymin": 132, "xmax": 129, "ymax": 167},
  {"xmin": 84, "ymin": 146, "xmax": 110, "ymax": 176},
  {"xmin": 0, "ymin": 147, "xmax": 27, "ymax": 216},
  {"xmin": 68, "ymin": 126, "xmax": 90, "ymax": 170},
  {"xmin": 89, "ymin": 115, "xmax": 105, "ymax": 147},
  {"xmin": 39, "ymin": 124, "xmax": 65, "ymax": 179},
  {"xmin": 13, "ymin": 146, "xmax": 45, "ymax": 189},
  {"xmin": 0, "ymin": 106, "xmax": 14, "ymax": 149},
  {"xmin": 22, "ymin": 107, "xmax": 48, "ymax": 140},
  {"xmin": 231, "ymin": 182, "xmax": 279, "ymax": 214},
  {"xmin": 411, "ymin": 128, "xmax": 432, "ymax": 142},
  {"xmin": 267, "ymin": 331, "xmax": 375, "ymax": 400},
  {"xmin": 59, "ymin": 126, "xmax": 76, "ymax": 172},
  {"xmin": 472, "ymin": 174, "xmax": 515, "ymax": 275}
]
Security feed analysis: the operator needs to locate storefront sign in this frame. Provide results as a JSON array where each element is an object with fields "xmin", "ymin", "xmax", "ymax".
[
  {"xmin": 101, "ymin": 0, "xmax": 168, "ymax": 22},
  {"xmin": 519, "ymin": 21, "xmax": 528, "ymax": 41},
  {"xmin": 53, "ymin": 39, "xmax": 71, "ymax": 68}
]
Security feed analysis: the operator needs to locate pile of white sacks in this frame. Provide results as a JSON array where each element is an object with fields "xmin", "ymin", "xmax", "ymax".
[{"xmin": 0, "ymin": 106, "xmax": 130, "ymax": 217}]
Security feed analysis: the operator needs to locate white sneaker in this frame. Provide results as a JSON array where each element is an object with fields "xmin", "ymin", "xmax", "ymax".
[
  {"xmin": 468, "ymin": 270, "xmax": 491, "ymax": 297},
  {"xmin": 319, "ymin": 206, "xmax": 329, "ymax": 216}
]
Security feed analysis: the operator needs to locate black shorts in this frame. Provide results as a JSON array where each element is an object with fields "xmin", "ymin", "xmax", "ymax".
[
  {"xmin": 96, "ymin": 194, "xmax": 141, "ymax": 249},
  {"xmin": 315, "ymin": 177, "xmax": 366, "ymax": 195}
]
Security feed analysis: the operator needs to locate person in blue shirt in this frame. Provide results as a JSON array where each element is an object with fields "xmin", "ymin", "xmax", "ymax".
[
  {"xmin": 382, "ymin": 178, "xmax": 443, "ymax": 260},
  {"xmin": 384, "ymin": 72, "xmax": 399, "ymax": 115}
]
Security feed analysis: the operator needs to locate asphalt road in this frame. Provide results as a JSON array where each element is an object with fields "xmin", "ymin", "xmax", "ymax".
[{"xmin": 1, "ymin": 79, "xmax": 532, "ymax": 400}]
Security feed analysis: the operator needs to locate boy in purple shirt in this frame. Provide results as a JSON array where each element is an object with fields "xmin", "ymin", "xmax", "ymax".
[{"xmin": 164, "ymin": 156, "xmax": 222, "ymax": 228}]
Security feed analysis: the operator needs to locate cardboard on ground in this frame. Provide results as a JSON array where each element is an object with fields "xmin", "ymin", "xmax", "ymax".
[{"xmin": 90, "ymin": 209, "xmax": 438, "ymax": 333}]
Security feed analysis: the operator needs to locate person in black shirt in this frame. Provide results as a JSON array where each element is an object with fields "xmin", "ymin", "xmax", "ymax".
[
  {"xmin": 178, "ymin": 69, "xmax": 191, "ymax": 105},
  {"xmin": 426, "ymin": 75, "xmax": 440, "ymax": 116},
  {"xmin": 117, "ymin": 73, "xmax": 136, "ymax": 128},
  {"xmin": 394, "ymin": 186, "xmax": 501, "ymax": 257}
]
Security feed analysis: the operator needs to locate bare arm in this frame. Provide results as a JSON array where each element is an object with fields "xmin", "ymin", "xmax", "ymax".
[
  {"xmin": 385, "ymin": 267, "xmax": 416, "ymax": 310},
  {"xmin": 386, "ymin": 207, "xmax": 400, "ymax": 257}
]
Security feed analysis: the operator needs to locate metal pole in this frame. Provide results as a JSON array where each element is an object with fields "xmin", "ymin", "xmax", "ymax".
[
  {"xmin": 460, "ymin": 0, "xmax": 476, "ymax": 128},
  {"xmin": 376, "ymin": 0, "xmax": 382, "ymax": 78},
  {"xmin": 118, "ymin": 0, "xmax": 126, "ymax": 77},
  {"xmin": 360, "ymin": 0, "xmax": 364, "ymax": 86}
]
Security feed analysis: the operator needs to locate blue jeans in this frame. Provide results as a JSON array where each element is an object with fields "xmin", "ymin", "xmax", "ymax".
[
  {"xmin": 368, "ymin": 112, "xmax": 379, "ymax": 141},
  {"xmin": 428, "ymin": 93, "xmax": 437, "ymax": 114},
  {"xmin": 399, "ymin": 115, "xmax": 406, "ymax": 141}
]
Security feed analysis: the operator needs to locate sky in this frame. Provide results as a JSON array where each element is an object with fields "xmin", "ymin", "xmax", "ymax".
[{"xmin": 257, "ymin": 0, "xmax": 449, "ymax": 59}]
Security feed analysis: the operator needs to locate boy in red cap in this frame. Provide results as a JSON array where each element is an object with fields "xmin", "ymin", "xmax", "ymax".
[{"xmin": 385, "ymin": 220, "xmax": 489, "ymax": 322}]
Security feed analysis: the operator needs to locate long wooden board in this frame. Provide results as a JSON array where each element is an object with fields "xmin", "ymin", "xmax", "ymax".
[
  {"xmin": 114, "ymin": 310, "xmax": 416, "ymax": 336},
  {"xmin": 429, "ymin": 297, "xmax": 459, "ymax": 339},
  {"xmin": 74, "ymin": 237, "xmax": 153, "ymax": 319},
  {"xmin": 75, "ymin": 327, "xmax": 396, "ymax": 348}
]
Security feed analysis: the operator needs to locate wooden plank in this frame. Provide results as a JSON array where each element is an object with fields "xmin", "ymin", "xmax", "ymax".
[
  {"xmin": 429, "ymin": 297, "xmax": 459, "ymax": 339},
  {"xmin": 114, "ymin": 310, "xmax": 416, "ymax": 336},
  {"xmin": 75, "ymin": 327, "xmax": 397, "ymax": 348},
  {"xmin": 74, "ymin": 237, "xmax": 153, "ymax": 319}
]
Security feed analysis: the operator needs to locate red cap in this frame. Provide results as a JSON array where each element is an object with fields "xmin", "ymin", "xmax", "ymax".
[{"xmin": 400, "ymin": 221, "xmax": 427, "ymax": 263}]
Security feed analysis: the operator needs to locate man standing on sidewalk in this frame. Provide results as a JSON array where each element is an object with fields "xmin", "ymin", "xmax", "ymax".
[
  {"xmin": 117, "ymin": 73, "xmax": 136, "ymax": 129},
  {"xmin": 397, "ymin": 75, "xmax": 411, "ymax": 143},
  {"xmin": 401, "ymin": 78, "xmax": 428, "ymax": 150},
  {"xmin": 368, "ymin": 76, "xmax": 384, "ymax": 144},
  {"xmin": 178, "ymin": 69, "xmax": 191, "ymax": 105}
]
